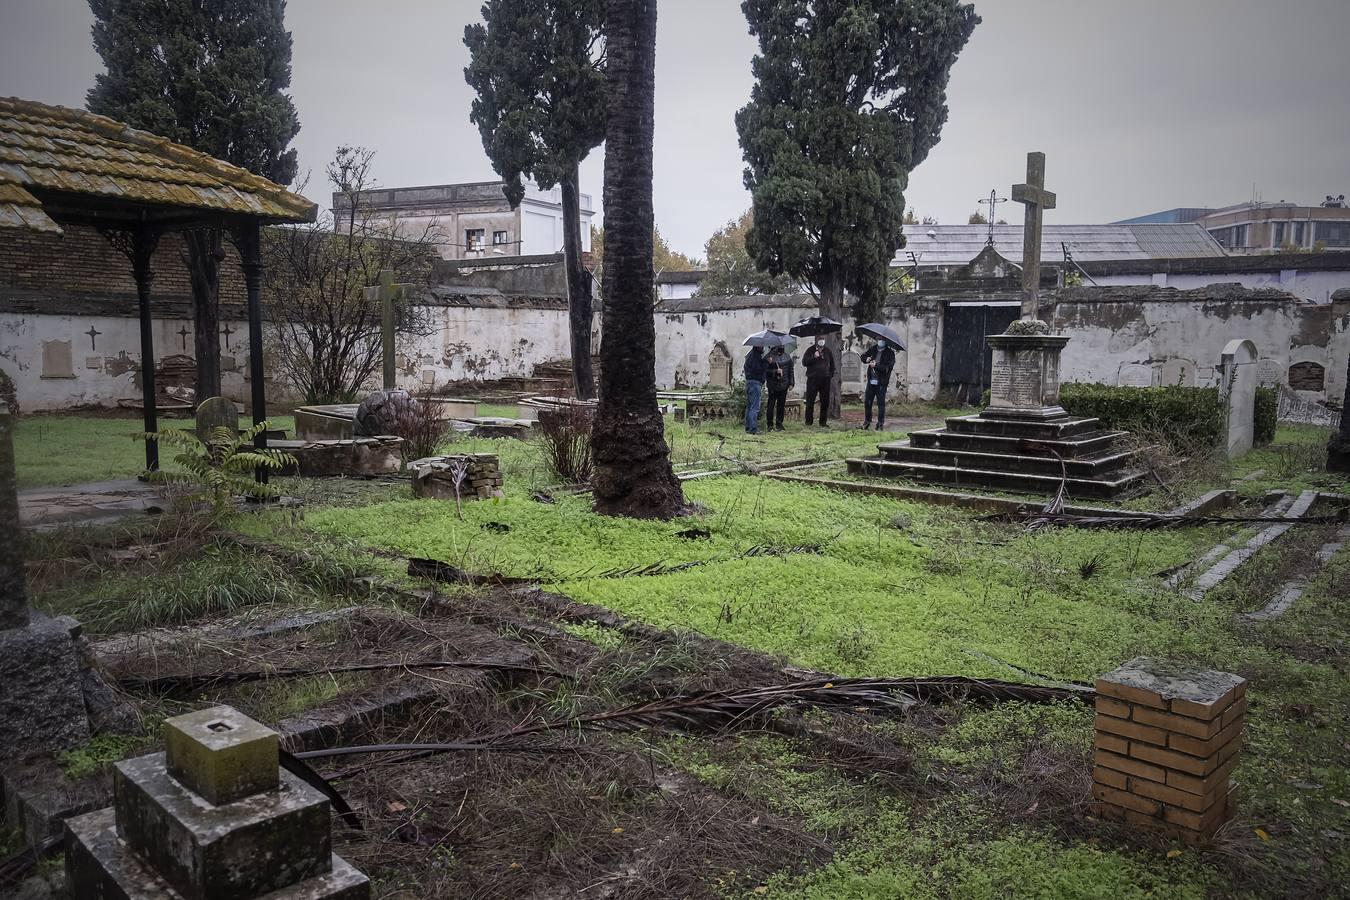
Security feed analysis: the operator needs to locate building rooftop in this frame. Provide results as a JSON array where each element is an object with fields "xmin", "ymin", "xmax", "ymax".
[
  {"xmin": 894, "ymin": 223, "xmax": 1226, "ymax": 267},
  {"xmin": 0, "ymin": 96, "xmax": 316, "ymax": 234}
]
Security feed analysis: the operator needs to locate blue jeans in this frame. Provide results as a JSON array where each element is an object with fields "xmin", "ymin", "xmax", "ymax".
[{"xmin": 745, "ymin": 380, "xmax": 763, "ymax": 433}]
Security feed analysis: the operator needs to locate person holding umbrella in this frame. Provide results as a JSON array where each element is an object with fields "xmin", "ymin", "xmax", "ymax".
[
  {"xmin": 742, "ymin": 329, "xmax": 783, "ymax": 435},
  {"xmin": 857, "ymin": 323, "xmax": 906, "ymax": 431},
  {"xmin": 764, "ymin": 339, "xmax": 795, "ymax": 431},
  {"xmin": 791, "ymin": 316, "xmax": 841, "ymax": 427}
]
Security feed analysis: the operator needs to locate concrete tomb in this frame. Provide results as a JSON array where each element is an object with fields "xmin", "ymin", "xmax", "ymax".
[
  {"xmin": 66, "ymin": 705, "xmax": 369, "ymax": 898},
  {"xmin": 194, "ymin": 395, "xmax": 239, "ymax": 442},
  {"xmin": 1219, "ymin": 339, "xmax": 1259, "ymax": 459}
]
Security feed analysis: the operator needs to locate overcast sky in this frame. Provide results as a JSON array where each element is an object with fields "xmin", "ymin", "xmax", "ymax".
[{"xmin": 3, "ymin": 0, "xmax": 1349, "ymax": 258}]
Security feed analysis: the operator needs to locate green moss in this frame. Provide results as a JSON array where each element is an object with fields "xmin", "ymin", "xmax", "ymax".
[{"xmin": 57, "ymin": 734, "xmax": 140, "ymax": 779}]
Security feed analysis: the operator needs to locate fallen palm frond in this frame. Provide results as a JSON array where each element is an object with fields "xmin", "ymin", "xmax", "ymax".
[
  {"xmin": 1021, "ymin": 440, "xmax": 1068, "ymax": 516},
  {"xmin": 0, "ymin": 834, "xmax": 61, "ymax": 892},
  {"xmin": 280, "ymin": 749, "xmax": 362, "ymax": 832},
  {"xmin": 1000, "ymin": 511, "xmax": 1343, "ymax": 531},
  {"xmin": 116, "ymin": 657, "xmax": 556, "ymax": 696},
  {"xmin": 407, "ymin": 557, "xmax": 535, "ymax": 585},
  {"xmin": 295, "ymin": 675, "xmax": 1093, "ymax": 773}
]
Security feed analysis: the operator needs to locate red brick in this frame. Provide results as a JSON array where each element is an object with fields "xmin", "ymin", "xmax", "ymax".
[
  {"xmin": 1093, "ymin": 767, "xmax": 1128, "ymax": 790},
  {"xmin": 1094, "ymin": 749, "xmax": 1166, "ymax": 784},
  {"xmin": 1094, "ymin": 733, "xmax": 1128, "ymax": 755},
  {"xmin": 1221, "ymin": 696, "xmax": 1249, "ymax": 728},
  {"xmin": 1096, "ymin": 714, "xmax": 1167, "ymax": 746},
  {"xmin": 1133, "ymin": 706, "xmax": 1225, "ymax": 740},
  {"xmin": 1170, "ymin": 681, "xmax": 1242, "ymax": 721},
  {"xmin": 1131, "ymin": 737, "xmax": 1240, "ymax": 777},
  {"xmin": 1092, "ymin": 783, "xmax": 1161, "ymax": 816},
  {"xmin": 1096, "ymin": 678, "xmax": 1167, "ymax": 710},
  {"xmin": 1132, "ymin": 776, "xmax": 1226, "ymax": 813},
  {"xmin": 1167, "ymin": 719, "xmax": 1243, "ymax": 758},
  {"xmin": 1166, "ymin": 753, "xmax": 1240, "ymax": 796},
  {"xmin": 1095, "ymin": 696, "xmax": 1131, "ymax": 719},
  {"xmin": 1163, "ymin": 795, "xmax": 1232, "ymax": 834}
]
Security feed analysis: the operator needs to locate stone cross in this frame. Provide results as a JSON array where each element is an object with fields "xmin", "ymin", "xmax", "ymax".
[
  {"xmin": 0, "ymin": 402, "xmax": 27, "ymax": 629},
  {"xmin": 365, "ymin": 269, "xmax": 411, "ymax": 390},
  {"xmin": 221, "ymin": 322, "xmax": 235, "ymax": 350},
  {"xmin": 1011, "ymin": 151, "xmax": 1056, "ymax": 320}
]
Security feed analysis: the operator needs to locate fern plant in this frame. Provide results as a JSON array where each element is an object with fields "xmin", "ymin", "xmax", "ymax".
[{"xmin": 138, "ymin": 422, "xmax": 297, "ymax": 516}]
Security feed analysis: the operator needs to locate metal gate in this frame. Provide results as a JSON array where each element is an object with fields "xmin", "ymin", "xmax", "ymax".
[{"xmin": 939, "ymin": 302, "xmax": 1020, "ymax": 404}]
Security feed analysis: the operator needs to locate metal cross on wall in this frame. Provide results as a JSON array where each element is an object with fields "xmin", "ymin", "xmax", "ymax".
[
  {"xmin": 1011, "ymin": 151, "xmax": 1056, "ymax": 320},
  {"xmin": 85, "ymin": 326, "xmax": 101, "ymax": 350},
  {"xmin": 178, "ymin": 326, "xmax": 191, "ymax": 351},
  {"xmin": 221, "ymin": 323, "xmax": 236, "ymax": 350},
  {"xmin": 978, "ymin": 190, "xmax": 1006, "ymax": 247}
]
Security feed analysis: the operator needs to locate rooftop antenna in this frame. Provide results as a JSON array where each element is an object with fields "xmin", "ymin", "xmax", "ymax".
[{"xmin": 1061, "ymin": 242, "xmax": 1098, "ymax": 286}]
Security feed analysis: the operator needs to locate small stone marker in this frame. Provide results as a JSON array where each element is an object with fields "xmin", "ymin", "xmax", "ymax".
[
  {"xmin": 1092, "ymin": 657, "xmax": 1246, "ymax": 844},
  {"xmin": 67, "ymin": 704, "xmax": 369, "ymax": 898},
  {"xmin": 195, "ymin": 395, "xmax": 239, "ymax": 442}
]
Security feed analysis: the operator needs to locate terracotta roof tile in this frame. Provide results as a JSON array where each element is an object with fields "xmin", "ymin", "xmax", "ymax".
[{"xmin": 0, "ymin": 96, "xmax": 317, "ymax": 234}]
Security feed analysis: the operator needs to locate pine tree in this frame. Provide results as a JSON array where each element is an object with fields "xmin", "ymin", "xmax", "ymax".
[
  {"xmin": 736, "ymin": 0, "xmax": 977, "ymax": 409},
  {"xmin": 465, "ymin": 0, "xmax": 607, "ymax": 400},
  {"xmin": 87, "ymin": 0, "xmax": 301, "ymax": 400}
]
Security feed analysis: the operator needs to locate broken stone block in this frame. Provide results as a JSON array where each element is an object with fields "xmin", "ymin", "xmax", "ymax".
[
  {"xmin": 66, "ymin": 705, "xmax": 368, "ymax": 899},
  {"xmin": 0, "ymin": 614, "xmax": 91, "ymax": 757}
]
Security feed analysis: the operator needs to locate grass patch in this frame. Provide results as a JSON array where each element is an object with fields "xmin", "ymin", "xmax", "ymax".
[{"xmin": 57, "ymin": 734, "xmax": 141, "ymax": 779}]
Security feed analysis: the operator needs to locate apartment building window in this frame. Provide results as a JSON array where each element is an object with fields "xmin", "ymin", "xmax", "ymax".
[
  {"xmin": 465, "ymin": 228, "xmax": 485, "ymax": 252},
  {"xmin": 1272, "ymin": 221, "xmax": 1285, "ymax": 247},
  {"xmin": 1317, "ymin": 222, "xmax": 1350, "ymax": 247},
  {"xmin": 1293, "ymin": 222, "xmax": 1305, "ymax": 247},
  {"xmin": 1209, "ymin": 225, "xmax": 1247, "ymax": 248},
  {"xmin": 493, "ymin": 230, "xmax": 509, "ymax": 247}
]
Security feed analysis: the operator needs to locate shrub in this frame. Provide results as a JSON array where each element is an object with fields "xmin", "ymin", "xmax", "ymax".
[
  {"xmin": 538, "ymin": 405, "xmax": 594, "ymax": 484},
  {"xmin": 1057, "ymin": 384, "xmax": 1224, "ymax": 448},
  {"xmin": 388, "ymin": 391, "xmax": 453, "ymax": 461},
  {"xmin": 140, "ymin": 421, "xmax": 297, "ymax": 516},
  {"xmin": 0, "ymin": 368, "xmax": 17, "ymax": 415}
]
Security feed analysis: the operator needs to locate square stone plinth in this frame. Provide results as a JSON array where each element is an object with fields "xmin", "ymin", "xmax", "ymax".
[
  {"xmin": 0, "ymin": 615, "xmax": 91, "ymax": 756},
  {"xmin": 1096, "ymin": 657, "xmax": 1246, "ymax": 720},
  {"xmin": 164, "ymin": 706, "xmax": 279, "ymax": 805},
  {"xmin": 67, "ymin": 807, "xmax": 369, "ymax": 900},
  {"xmin": 983, "ymin": 333, "xmax": 1070, "ymax": 420},
  {"xmin": 114, "ymin": 753, "xmax": 332, "ymax": 900}
]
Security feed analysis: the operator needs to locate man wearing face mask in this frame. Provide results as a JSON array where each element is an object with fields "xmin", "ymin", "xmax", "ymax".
[
  {"xmin": 801, "ymin": 336, "xmax": 835, "ymax": 427},
  {"xmin": 860, "ymin": 337, "xmax": 896, "ymax": 431}
]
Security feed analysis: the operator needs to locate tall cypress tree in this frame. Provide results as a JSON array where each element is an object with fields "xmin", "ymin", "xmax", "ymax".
[
  {"xmin": 87, "ymin": 0, "xmax": 301, "ymax": 400},
  {"xmin": 465, "ymin": 0, "xmax": 606, "ymax": 400},
  {"xmin": 736, "ymin": 0, "xmax": 977, "ymax": 409}
]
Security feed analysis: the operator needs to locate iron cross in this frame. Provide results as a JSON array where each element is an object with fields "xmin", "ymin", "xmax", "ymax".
[
  {"xmin": 85, "ymin": 325, "xmax": 101, "ymax": 350},
  {"xmin": 978, "ymin": 189, "xmax": 1007, "ymax": 247},
  {"xmin": 221, "ymin": 323, "xmax": 236, "ymax": 350},
  {"xmin": 1011, "ymin": 151, "xmax": 1056, "ymax": 320},
  {"xmin": 178, "ymin": 325, "xmax": 191, "ymax": 350}
]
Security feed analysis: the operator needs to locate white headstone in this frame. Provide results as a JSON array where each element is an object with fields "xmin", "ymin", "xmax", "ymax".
[
  {"xmin": 1219, "ymin": 339, "xmax": 1259, "ymax": 459},
  {"xmin": 1117, "ymin": 364, "xmax": 1154, "ymax": 388},
  {"xmin": 1160, "ymin": 358, "xmax": 1196, "ymax": 387}
]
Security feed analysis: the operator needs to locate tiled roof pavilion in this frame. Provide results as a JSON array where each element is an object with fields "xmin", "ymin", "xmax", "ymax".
[{"xmin": 0, "ymin": 96, "xmax": 317, "ymax": 474}]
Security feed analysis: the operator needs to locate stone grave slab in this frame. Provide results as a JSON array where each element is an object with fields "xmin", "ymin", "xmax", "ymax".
[
  {"xmin": 1219, "ymin": 339, "xmax": 1258, "ymax": 459},
  {"xmin": 293, "ymin": 405, "xmax": 359, "ymax": 442}
]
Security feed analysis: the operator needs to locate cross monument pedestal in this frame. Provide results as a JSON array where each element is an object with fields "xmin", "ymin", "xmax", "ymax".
[{"xmin": 982, "ymin": 331, "xmax": 1071, "ymax": 420}]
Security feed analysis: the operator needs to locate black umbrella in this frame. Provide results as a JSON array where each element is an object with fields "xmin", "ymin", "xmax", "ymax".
[
  {"xmin": 742, "ymin": 328, "xmax": 792, "ymax": 349},
  {"xmin": 788, "ymin": 316, "xmax": 843, "ymax": 337},
  {"xmin": 857, "ymin": 322, "xmax": 906, "ymax": 351}
]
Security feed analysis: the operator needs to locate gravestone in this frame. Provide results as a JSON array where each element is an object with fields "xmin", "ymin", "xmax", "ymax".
[
  {"xmin": 195, "ymin": 395, "xmax": 239, "ymax": 442},
  {"xmin": 1256, "ymin": 358, "xmax": 1282, "ymax": 387},
  {"xmin": 1219, "ymin": 339, "xmax": 1259, "ymax": 459},
  {"xmin": 707, "ymin": 344, "xmax": 732, "ymax": 388},
  {"xmin": 0, "ymin": 402, "xmax": 91, "ymax": 756},
  {"xmin": 1117, "ymin": 364, "xmax": 1154, "ymax": 388},
  {"xmin": 1161, "ymin": 358, "xmax": 1196, "ymax": 387},
  {"xmin": 840, "ymin": 351, "xmax": 863, "ymax": 385},
  {"xmin": 67, "ymin": 705, "xmax": 369, "ymax": 898}
]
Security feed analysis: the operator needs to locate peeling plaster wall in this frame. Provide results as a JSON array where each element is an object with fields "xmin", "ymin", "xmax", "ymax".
[
  {"xmin": 1093, "ymin": 270, "xmax": 1348, "ymax": 305},
  {"xmin": 392, "ymin": 302, "xmax": 577, "ymax": 390}
]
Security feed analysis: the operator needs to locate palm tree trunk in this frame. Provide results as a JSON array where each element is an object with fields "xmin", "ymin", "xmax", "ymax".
[
  {"xmin": 561, "ymin": 166, "xmax": 595, "ymax": 400},
  {"xmin": 590, "ymin": 0, "xmax": 684, "ymax": 519},
  {"xmin": 184, "ymin": 228, "xmax": 223, "ymax": 400},
  {"xmin": 1329, "ymin": 351, "xmax": 1350, "ymax": 472}
]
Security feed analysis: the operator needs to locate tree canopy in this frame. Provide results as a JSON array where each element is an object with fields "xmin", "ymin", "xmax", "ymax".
[
  {"xmin": 87, "ymin": 0, "xmax": 301, "ymax": 186},
  {"xmin": 736, "ymin": 0, "xmax": 978, "ymax": 322},
  {"xmin": 695, "ymin": 209, "xmax": 795, "ymax": 297},
  {"xmin": 464, "ymin": 0, "xmax": 607, "ymax": 205}
]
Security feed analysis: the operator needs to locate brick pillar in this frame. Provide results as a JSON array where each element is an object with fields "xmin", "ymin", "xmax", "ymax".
[{"xmin": 1092, "ymin": 657, "xmax": 1247, "ymax": 844}]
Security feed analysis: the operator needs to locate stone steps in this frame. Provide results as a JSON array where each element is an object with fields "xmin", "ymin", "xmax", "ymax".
[
  {"xmin": 901, "ymin": 427, "xmax": 1127, "ymax": 458},
  {"xmin": 847, "ymin": 457, "xmax": 1150, "ymax": 500},
  {"xmin": 942, "ymin": 414, "xmax": 1102, "ymax": 440},
  {"xmin": 877, "ymin": 442, "xmax": 1140, "ymax": 478}
]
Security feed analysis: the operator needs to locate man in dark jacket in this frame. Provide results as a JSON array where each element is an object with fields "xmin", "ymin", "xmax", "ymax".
[
  {"xmin": 743, "ymin": 346, "xmax": 767, "ymax": 434},
  {"xmin": 801, "ymin": 337, "xmax": 835, "ymax": 427},
  {"xmin": 764, "ymin": 345, "xmax": 794, "ymax": 431},
  {"xmin": 861, "ymin": 338, "xmax": 897, "ymax": 430}
]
